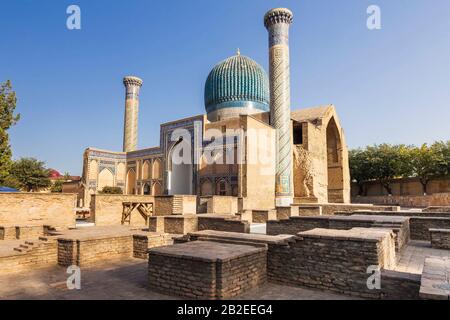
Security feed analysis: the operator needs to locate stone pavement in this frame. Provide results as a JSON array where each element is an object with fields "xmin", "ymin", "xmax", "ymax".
[
  {"xmin": 0, "ymin": 258, "xmax": 355, "ymax": 300},
  {"xmin": 395, "ymin": 240, "xmax": 450, "ymax": 274}
]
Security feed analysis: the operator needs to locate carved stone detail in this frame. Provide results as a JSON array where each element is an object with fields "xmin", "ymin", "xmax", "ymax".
[{"xmin": 293, "ymin": 145, "xmax": 314, "ymax": 198}]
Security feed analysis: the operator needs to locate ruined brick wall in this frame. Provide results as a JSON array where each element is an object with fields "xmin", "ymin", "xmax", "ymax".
[
  {"xmin": 380, "ymin": 270, "xmax": 421, "ymax": 300},
  {"xmin": 57, "ymin": 235, "xmax": 133, "ymax": 266},
  {"xmin": 0, "ymin": 226, "xmax": 17, "ymax": 240},
  {"xmin": 198, "ymin": 217, "xmax": 250, "ymax": 233},
  {"xmin": 423, "ymin": 206, "xmax": 450, "ymax": 213},
  {"xmin": 198, "ymin": 196, "xmax": 238, "ymax": 215},
  {"xmin": 266, "ymin": 217, "xmax": 329, "ymax": 235},
  {"xmin": 132, "ymin": 234, "xmax": 174, "ymax": 259},
  {"xmin": 15, "ymin": 225, "xmax": 45, "ymax": 239},
  {"xmin": 0, "ymin": 238, "xmax": 57, "ymax": 274},
  {"xmin": 352, "ymin": 193, "xmax": 450, "ymax": 208},
  {"xmin": 336, "ymin": 210, "xmax": 450, "ymax": 218},
  {"xmin": 251, "ymin": 210, "xmax": 277, "ymax": 223},
  {"xmin": 0, "ymin": 193, "xmax": 76, "ymax": 228},
  {"xmin": 91, "ymin": 194, "xmax": 155, "ymax": 226},
  {"xmin": 430, "ymin": 229, "xmax": 450, "ymax": 250},
  {"xmin": 410, "ymin": 217, "xmax": 450, "ymax": 241},
  {"xmin": 267, "ymin": 232, "xmax": 395, "ymax": 298},
  {"xmin": 148, "ymin": 247, "xmax": 267, "ymax": 299}
]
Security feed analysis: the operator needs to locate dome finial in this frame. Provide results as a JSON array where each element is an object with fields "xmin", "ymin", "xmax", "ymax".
[{"xmin": 236, "ymin": 48, "xmax": 240, "ymax": 56}]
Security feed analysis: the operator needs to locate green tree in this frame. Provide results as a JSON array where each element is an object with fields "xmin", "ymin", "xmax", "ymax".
[
  {"xmin": 100, "ymin": 186, "xmax": 123, "ymax": 194},
  {"xmin": 0, "ymin": 80, "xmax": 20, "ymax": 184},
  {"xmin": 349, "ymin": 148, "xmax": 374, "ymax": 196},
  {"xmin": 10, "ymin": 158, "xmax": 51, "ymax": 192},
  {"xmin": 50, "ymin": 180, "xmax": 64, "ymax": 193},
  {"xmin": 366, "ymin": 144, "xmax": 411, "ymax": 195},
  {"xmin": 407, "ymin": 144, "xmax": 445, "ymax": 195},
  {"xmin": 432, "ymin": 141, "xmax": 450, "ymax": 176},
  {"xmin": 63, "ymin": 172, "xmax": 72, "ymax": 181}
]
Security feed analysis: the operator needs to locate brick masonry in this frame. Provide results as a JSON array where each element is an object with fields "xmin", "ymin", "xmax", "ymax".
[
  {"xmin": 410, "ymin": 217, "xmax": 450, "ymax": 241},
  {"xmin": 0, "ymin": 237, "xmax": 58, "ymax": 274},
  {"xmin": 148, "ymin": 215, "xmax": 250, "ymax": 234},
  {"xmin": 268, "ymin": 228, "xmax": 397, "ymax": 299},
  {"xmin": 148, "ymin": 241, "xmax": 267, "ymax": 299},
  {"xmin": 0, "ymin": 193, "xmax": 76, "ymax": 228},
  {"xmin": 57, "ymin": 235, "xmax": 133, "ymax": 267},
  {"xmin": 430, "ymin": 229, "xmax": 450, "ymax": 250},
  {"xmin": 267, "ymin": 215, "xmax": 410, "ymax": 252},
  {"xmin": 133, "ymin": 233, "xmax": 174, "ymax": 259}
]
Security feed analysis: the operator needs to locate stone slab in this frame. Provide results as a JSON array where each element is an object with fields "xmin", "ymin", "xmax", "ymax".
[
  {"xmin": 148, "ymin": 240, "xmax": 266, "ymax": 262},
  {"xmin": 420, "ymin": 256, "xmax": 450, "ymax": 300}
]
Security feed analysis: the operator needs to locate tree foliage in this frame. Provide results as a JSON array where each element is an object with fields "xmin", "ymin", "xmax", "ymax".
[
  {"xmin": 50, "ymin": 180, "xmax": 64, "ymax": 193},
  {"xmin": 0, "ymin": 80, "xmax": 20, "ymax": 184},
  {"xmin": 9, "ymin": 158, "xmax": 51, "ymax": 192},
  {"xmin": 100, "ymin": 186, "xmax": 123, "ymax": 194},
  {"xmin": 350, "ymin": 141, "xmax": 450, "ymax": 196}
]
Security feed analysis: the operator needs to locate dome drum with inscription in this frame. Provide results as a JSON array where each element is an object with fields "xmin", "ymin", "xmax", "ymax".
[{"xmin": 204, "ymin": 51, "xmax": 270, "ymax": 122}]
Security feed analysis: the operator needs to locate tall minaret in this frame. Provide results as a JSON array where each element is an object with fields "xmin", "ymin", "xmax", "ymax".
[
  {"xmin": 264, "ymin": 8, "xmax": 294, "ymax": 207},
  {"xmin": 122, "ymin": 76, "xmax": 143, "ymax": 152}
]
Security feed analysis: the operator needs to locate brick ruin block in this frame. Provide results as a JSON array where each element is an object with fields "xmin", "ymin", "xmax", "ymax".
[{"xmin": 148, "ymin": 241, "xmax": 267, "ymax": 299}]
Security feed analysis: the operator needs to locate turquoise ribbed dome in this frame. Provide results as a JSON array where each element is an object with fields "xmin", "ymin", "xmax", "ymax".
[{"xmin": 204, "ymin": 54, "xmax": 270, "ymax": 114}]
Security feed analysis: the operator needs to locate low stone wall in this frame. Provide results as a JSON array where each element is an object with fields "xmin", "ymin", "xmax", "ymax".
[
  {"xmin": 0, "ymin": 193, "xmax": 76, "ymax": 228},
  {"xmin": 251, "ymin": 210, "xmax": 277, "ymax": 223},
  {"xmin": 336, "ymin": 210, "xmax": 450, "ymax": 218},
  {"xmin": 267, "ymin": 215, "xmax": 409, "ymax": 252},
  {"xmin": 267, "ymin": 216, "xmax": 329, "ymax": 235},
  {"xmin": 295, "ymin": 203, "xmax": 400, "ymax": 216},
  {"xmin": 15, "ymin": 225, "xmax": 45, "ymax": 239},
  {"xmin": 57, "ymin": 234, "xmax": 133, "ymax": 267},
  {"xmin": 380, "ymin": 270, "xmax": 421, "ymax": 300},
  {"xmin": 91, "ymin": 195, "xmax": 198, "ymax": 226},
  {"xmin": 353, "ymin": 193, "xmax": 450, "ymax": 208},
  {"xmin": 91, "ymin": 194, "xmax": 155, "ymax": 226},
  {"xmin": 198, "ymin": 216, "xmax": 250, "ymax": 233},
  {"xmin": 275, "ymin": 206, "xmax": 299, "ymax": 220},
  {"xmin": 0, "ymin": 237, "xmax": 58, "ymax": 274},
  {"xmin": 148, "ymin": 241, "xmax": 267, "ymax": 299},
  {"xmin": 132, "ymin": 233, "xmax": 174, "ymax": 259},
  {"xmin": 423, "ymin": 206, "xmax": 450, "ymax": 213},
  {"xmin": 410, "ymin": 217, "xmax": 450, "ymax": 241},
  {"xmin": 294, "ymin": 205, "xmax": 322, "ymax": 216},
  {"xmin": 168, "ymin": 230, "xmax": 420, "ymax": 300},
  {"xmin": 430, "ymin": 229, "xmax": 450, "ymax": 250},
  {"xmin": 148, "ymin": 215, "xmax": 198, "ymax": 234},
  {"xmin": 198, "ymin": 196, "xmax": 238, "ymax": 215},
  {"xmin": 148, "ymin": 215, "xmax": 250, "ymax": 234},
  {"xmin": 268, "ymin": 228, "xmax": 396, "ymax": 298},
  {"xmin": 0, "ymin": 226, "xmax": 17, "ymax": 240}
]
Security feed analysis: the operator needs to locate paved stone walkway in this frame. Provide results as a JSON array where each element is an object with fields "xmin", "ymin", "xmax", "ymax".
[
  {"xmin": 395, "ymin": 240, "xmax": 450, "ymax": 274},
  {"xmin": 0, "ymin": 258, "xmax": 354, "ymax": 300}
]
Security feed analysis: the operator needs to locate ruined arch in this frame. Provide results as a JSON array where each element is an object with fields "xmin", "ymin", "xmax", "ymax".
[{"xmin": 326, "ymin": 117, "xmax": 344, "ymax": 203}]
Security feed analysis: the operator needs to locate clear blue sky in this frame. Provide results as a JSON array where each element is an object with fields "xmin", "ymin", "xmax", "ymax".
[{"xmin": 1, "ymin": 0, "xmax": 449, "ymax": 175}]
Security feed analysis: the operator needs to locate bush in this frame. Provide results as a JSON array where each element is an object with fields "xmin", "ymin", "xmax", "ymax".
[{"xmin": 100, "ymin": 186, "xmax": 123, "ymax": 194}]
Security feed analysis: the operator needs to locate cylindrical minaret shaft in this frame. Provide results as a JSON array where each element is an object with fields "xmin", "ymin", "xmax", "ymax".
[
  {"xmin": 264, "ymin": 8, "xmax": 294, "ymax": 207},
  {"xmin": 123, "ymin": 76, "xmax": 143, "ymax": 152}
]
